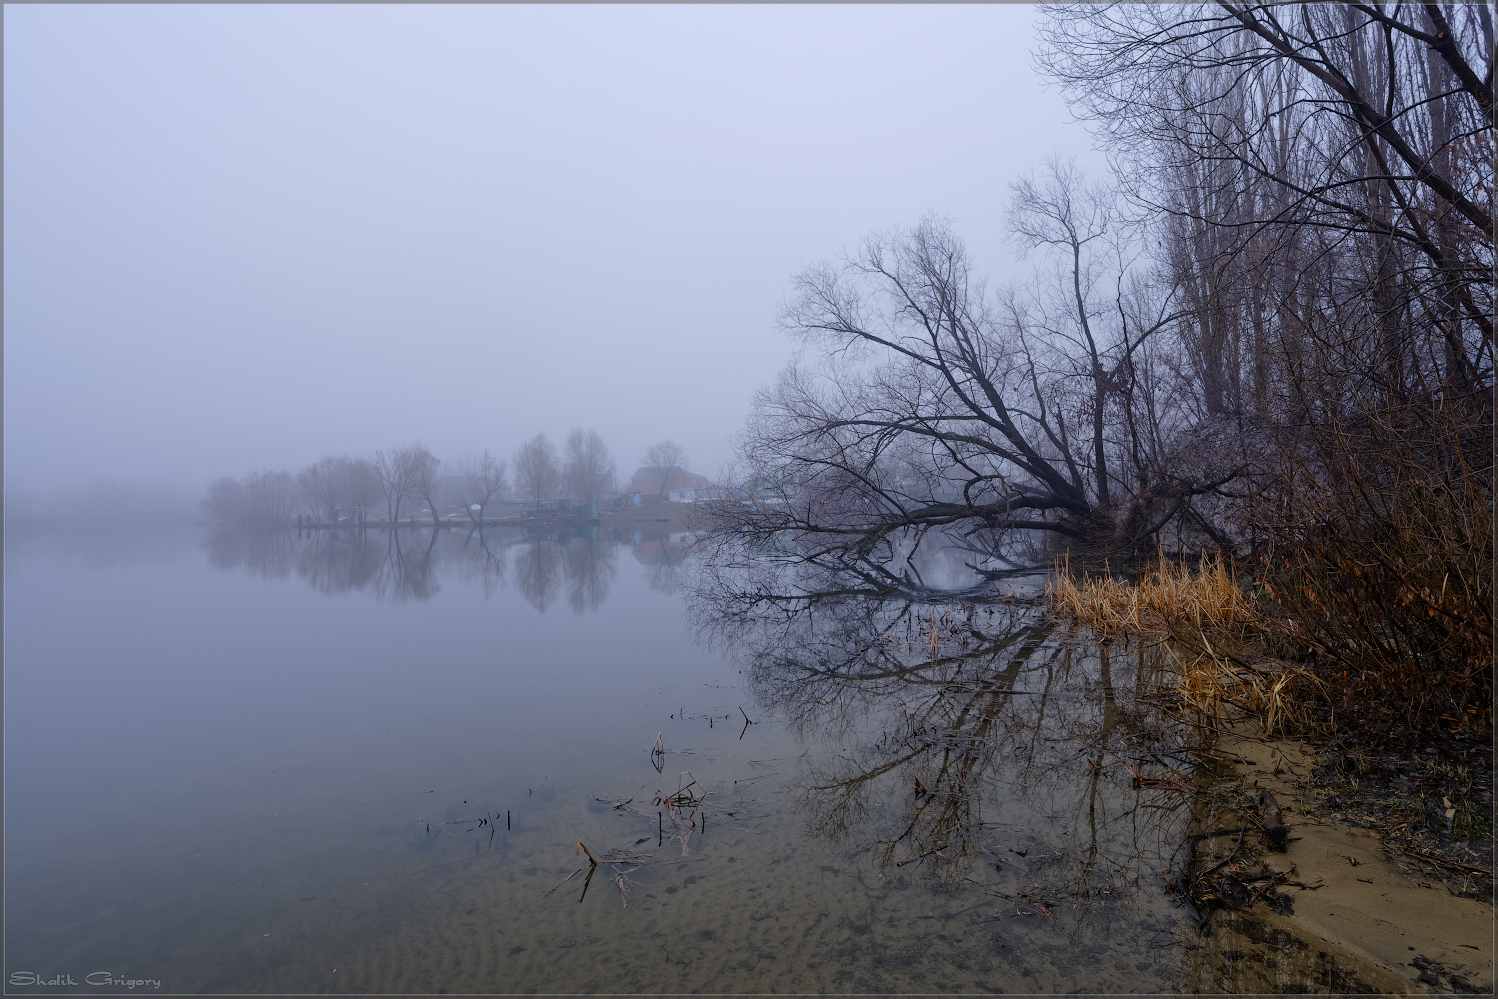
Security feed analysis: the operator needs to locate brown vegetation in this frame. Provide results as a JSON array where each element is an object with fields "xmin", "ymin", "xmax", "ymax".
[
  {"xmin": 1046, "ymin": 543, "xmax": 1488, "ymax": 743},
  {"xmin": 703, "ymin": 3, "xmax": 1491, "ymax": 745}
]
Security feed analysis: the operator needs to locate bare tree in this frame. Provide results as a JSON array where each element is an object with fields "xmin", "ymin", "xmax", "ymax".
[
  {"xmin": 513, "ymin": 433, "xmax": 560, "ymax": 513},
  {"xmin": 373, "ymin": 444, "xmax": 438, "ymax": 524},
  {"xmin": 707, "ymin": 213, "xmax": 1195, "ymax": 580},
  {"xmin": 343, "ymin": 458, "xmax": 381, "ymax": 524},
  {"xmin": 373, "ymin": 449, "xmax": 409, "ymax": 524},
  {"xmin": 406, "ymin": 444, "xmax": 442, "ymax": 524},
  {"xmin": 642, "ymin": 440, "xmax": 688, "ymax": 497},
  {"xmin": 297, "ymin": 456, "xmax": 355, "ymax": 523},
  {"xmin": 563, "ymin": 427, "xmax": 616, "ymax": 507},
  {"xmin": 457, "ymin": 449, "xmax": 508, "ymax": 524},
  {"xmin": 1039, "ymin": 3, "xmax": 1493, "ymax": 365}
]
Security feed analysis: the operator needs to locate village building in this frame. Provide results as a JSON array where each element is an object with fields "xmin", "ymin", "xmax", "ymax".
[{"xmin": 625, "ymin": 465, "xmax": 708, "ymax": 504}]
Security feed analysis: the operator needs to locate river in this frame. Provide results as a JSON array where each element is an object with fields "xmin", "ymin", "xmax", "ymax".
[{"xmin": 6, "ymin": 522, "xmax": 1298, "ymax": 993}]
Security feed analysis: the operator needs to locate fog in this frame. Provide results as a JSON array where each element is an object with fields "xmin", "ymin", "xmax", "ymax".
[{"xmin": 5, "ymin": 4, "xmax": 1097, "ymax": 505}]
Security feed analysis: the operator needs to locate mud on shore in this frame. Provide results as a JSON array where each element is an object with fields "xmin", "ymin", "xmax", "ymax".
[{"xmin": 1179, "ymin": 729, "xmax": 1493, "ymax": 993}]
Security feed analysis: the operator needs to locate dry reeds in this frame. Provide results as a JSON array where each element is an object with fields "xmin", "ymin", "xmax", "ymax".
[
  {"xmin": 1047, "ymin": 552, "xmax": 1328, "ymax": 737},
  {"xmin": 1166, "ymin": 639, "xmax": 1330, "ymax": 738},
  {"xmin": 1045, "ymin": 552, "xmax": 1257, "ymax": 637}
]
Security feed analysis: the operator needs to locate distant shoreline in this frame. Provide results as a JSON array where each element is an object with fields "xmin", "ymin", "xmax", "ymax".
[{"xmin": 201, "ymin": 501, "xmax": 702, "ymax": 532}]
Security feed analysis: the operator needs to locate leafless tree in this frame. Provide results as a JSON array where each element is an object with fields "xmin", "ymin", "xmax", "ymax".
[
  {"xmin": 1006, "ymin": 157, "xmax": 1185, "ymax": 511},
  {"xmin": 405, "ymin": 444, "xmax": 442, "ymax": 524},
  {"xmin": 563, "ymin": 427, "xmax": 616, "ymax": 506},
  {"xmin": 457, "ymin": 450, "xmax": 508, "ymax": 524},
  {"xmin": 705, "ymin": 212, "xmax": 1195, "ymax": 580},
  {"xmin": 373, "ymin": 443, "xmax": 438, "ymax": 524},
  {"xmin": 343, "ymin": 458, "xmax": 381, "ymax": 524},
  {"xmin": 297, "ymin": 455, "xmax": 379, "ymax": 524},
  {"xmin": 642, "ymin": 440, "xmax": 689, "ymax": 497},
  {"xmin": 1038, "ymin": 3, "xmax": 1493, "ymax": 378},
  {"xmin": 513, "ymin": 433, "xmax": 560, "ymax": 513}
]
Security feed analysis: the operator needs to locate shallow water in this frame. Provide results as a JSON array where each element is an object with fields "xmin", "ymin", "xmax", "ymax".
[{"xmin": 7, "ymin": 523, "xmax": 1220, "ymax": 993}]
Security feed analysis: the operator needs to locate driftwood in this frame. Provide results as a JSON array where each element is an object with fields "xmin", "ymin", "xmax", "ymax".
[{"xmin": 1260, "ymin": 790, "xmax": 1289, "ymax": 851}]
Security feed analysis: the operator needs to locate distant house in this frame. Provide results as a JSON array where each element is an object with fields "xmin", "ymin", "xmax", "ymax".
[
  {"xmin": 628, "ymin": 466, "xmax": 708, "ymax": 497},
  {"xmin": 666, "ymin": 486, "xmax": 739, "ymax": 503}
]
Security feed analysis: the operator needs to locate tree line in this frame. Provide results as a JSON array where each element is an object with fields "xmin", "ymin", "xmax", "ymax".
[
  {"xmin": 203, "ymin": 432, "xmax": 691, "ymax": 526},
  {"xmin": 708, "ymin": 3, "xmax": 1491, "ymax": 726}
]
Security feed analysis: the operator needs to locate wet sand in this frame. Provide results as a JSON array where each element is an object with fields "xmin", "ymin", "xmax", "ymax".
[{"xmin": 1208, "ymin": 730, "xmax": 1494, "ymax": 993}]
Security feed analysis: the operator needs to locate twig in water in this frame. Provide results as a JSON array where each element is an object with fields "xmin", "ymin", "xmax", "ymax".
[{"xmin": 545, "ymin": 868, "xmax": 584, "ymax": 896}]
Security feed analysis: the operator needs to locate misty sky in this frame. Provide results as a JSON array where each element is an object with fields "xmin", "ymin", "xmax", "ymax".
[{"xmin": 5, "ymin": 4, "xmax": 1099, "ymax": 497}]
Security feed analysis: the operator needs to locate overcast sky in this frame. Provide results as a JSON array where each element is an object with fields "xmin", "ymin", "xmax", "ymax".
[{"xmin": 5, "ymin": 4, "xmax": 1099, "ymax": 498}]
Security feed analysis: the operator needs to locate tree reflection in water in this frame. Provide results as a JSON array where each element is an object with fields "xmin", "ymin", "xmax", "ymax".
[
  {"xmin": 201, "ymin": 525, "xmax": 632, "ymax": 613},
  {"xmin": 690, "ymin": 569, "xmax": 1210, "ymax": 942},
  {"xmin": 513, "ymin": 534, "xmax": 563, "ymax": 613},
  {"xmin": 628, "ymin": 531, "xmax": 694, "ymax": 595},
  {"xmin": 564, "ymin": 534, "xmax": 617, "ymax": 613}
]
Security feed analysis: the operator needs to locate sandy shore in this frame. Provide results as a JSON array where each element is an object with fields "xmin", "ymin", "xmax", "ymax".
[
  {"xmin": 1190, "ymin": 730, "xmax": 1493, "ymax": 993},
  {"xmin": 598, "ymin": 502, "xmax": 698, "ymax": 531}
]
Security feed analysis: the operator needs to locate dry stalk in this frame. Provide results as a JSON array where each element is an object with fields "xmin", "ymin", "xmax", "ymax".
[{"xmin": 1048, "ymin": 552, "xmax": 1327, "ymax": 737}]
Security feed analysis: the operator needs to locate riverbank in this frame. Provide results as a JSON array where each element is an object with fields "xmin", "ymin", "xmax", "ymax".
[{"xmin": 1185, "ymin": 727, "xmax": 1493, "ymax": 993}]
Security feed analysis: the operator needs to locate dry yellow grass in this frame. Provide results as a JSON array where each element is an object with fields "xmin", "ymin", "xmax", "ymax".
[
  {"xmin": 1046, "ymin": 553, "xmax": 1326, "ymax": 737},
  {"xmin": 1044, "ymin": 552, "xmax": 1257, "ymax": 636}
]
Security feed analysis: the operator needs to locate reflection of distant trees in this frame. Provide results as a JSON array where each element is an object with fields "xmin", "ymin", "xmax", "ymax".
[
  {"xmin": 202, "ymin": 527, "xmax": 297, "ymax": 578},
  {"xmin": 563, "ymin": 535, "xmax": 616, "ymax": 613},
  {"xmin": 202, "ymin": 525, "xmax": 673, "ymax": 614},
  {"xmin": 629, "ymin": 533, "xmax": 691, "ymax": 595},
  {"xmin": 373, "ymin": 527, "xmax": 441, "ymax": 603},
  {"xmin": 457, "ymin": 526, "xmax": 508, "ymax": 598},
  {"xmin": 295, "ymin": 528, "xmax": 384, "ymax": 593},
  {"xmin": 514, "ymin": 535, "xmax": 563, "ymax": 613}
]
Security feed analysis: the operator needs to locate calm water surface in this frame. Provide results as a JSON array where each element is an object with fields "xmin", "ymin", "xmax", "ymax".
[{"xmin": 7, "ymin": 523, "xmax": 1224, "ymax": 993}]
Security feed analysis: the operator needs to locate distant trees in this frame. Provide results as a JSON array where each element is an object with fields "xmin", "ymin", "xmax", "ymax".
[
  {"xmin": 513, "ymin": 434, "xmax": 561, "ymax": 511},
  {"xmin": 563, "ymin": 427, "xmax": 616, "ymax": 506},
  {"xmin": 457, "ymin": 450, "xmax": 508, "ymax": 524},
  {"xmin": 201, "ymin": 429, "xmax": 629, "ymax": 526},
  {"xmin": 201, "ymin": 477, "xmax": 245, "ymax": 524},
  {"xmin": 641, "ymin": 440, "xmax": 690, "ymax": 497},
  {"xmin": 200, "ymin": 470, "xmax": 296, "ymax": 526},
  {"xmin": 405, "ymin": 446, "xmax": 443, "ymax": 524},
  {"xmin": 373, "ymin": 444, "xmax": 439, "ymax": 524},
  {"xmin": 297, "ymin": 458, "xmax": 345, "ymax": 523},
  {"xmin": 296, "ymin": 456, "xmax": 379, "ymax": 524}
]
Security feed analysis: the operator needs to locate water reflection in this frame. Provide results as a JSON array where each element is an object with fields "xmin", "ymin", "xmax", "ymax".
[
  {"xmin": 512, "ymin": 535, "xmax": 562, "ymax": 612},
  {"xmin": 689, "ymin": 572, "xmax": 1210, "ymax": 959},
  {"xmin": 628, "ymin": 532, "xmax": 693, "ymax": 595},
  {"xmin": 201, "ymin": 525, "xmax": 668, "ymax": 611}
]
